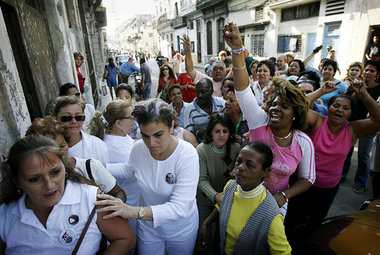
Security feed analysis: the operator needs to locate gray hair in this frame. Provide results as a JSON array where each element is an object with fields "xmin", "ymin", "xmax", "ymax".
[
  {"xmin": 211, "ymin": 60, "xmax": 226, "ymax": 72},
  {"xmin": 53, "ymin": 96, "xmax": 85, "ymax": 117},
  {"xmin": 132, "ymin": 98, "xmax": 174, "ymax": 127}
]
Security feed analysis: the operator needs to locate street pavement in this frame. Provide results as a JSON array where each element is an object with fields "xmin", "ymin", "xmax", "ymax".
[{"xmin": 96, "ymin": 59, "xmax": 371, "ymax": 219}]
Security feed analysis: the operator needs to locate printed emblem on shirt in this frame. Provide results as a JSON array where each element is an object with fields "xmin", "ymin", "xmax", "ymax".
[
  {"xmin": 165, "ymin": 173, "xmax": 177, "ymax": 184},
  {"xmin": 59, "ymin": 229, "xmax": 76, "ymax": 245},
  {"xmin": 68, "ymin": 215, "xmax": 79, "ymax": 225}
]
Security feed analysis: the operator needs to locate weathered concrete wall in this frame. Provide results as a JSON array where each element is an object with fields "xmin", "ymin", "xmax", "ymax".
[
  {"xmin": 17, "ymin": 2, "xmax": 59, "ymax": 111},
  {"xmin": 0, "ymin": 7, "xmax": 31, "ymax": 157},
  {"xmin": 44, "ymin": 0, "xmax": 76, "ymax": 86}
]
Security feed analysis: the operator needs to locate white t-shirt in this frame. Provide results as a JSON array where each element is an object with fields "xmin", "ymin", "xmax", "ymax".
[
  {"xmin": 103, "ymin": 134, "xmax": 141, "ymax": 206},
  {"xmin": 83, "ymin": 103, "xmax": 96, "ymax": 131},
  {"xmin": 68, "ymin": 131, "xmax": 109, "ymax": 164},
  {"xmin": 0, "ymin": 181, "xmax": 102, "ymax": 255},
  {"xmin": 74, "ymin": 157, "xmax": 116, "ymax": 193},
  {"xmin": 106, "ymin": 138, "xmax": 199, "ymax": 240}
]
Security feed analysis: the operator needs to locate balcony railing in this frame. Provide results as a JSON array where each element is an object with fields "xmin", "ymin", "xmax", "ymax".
[
  {"xmin": 196, "ymin": 0, "xmax": 225, "ymax": 11},
  {"xmin": 172, "ymin": 16, "xmax": 187, "ymax": 28}
]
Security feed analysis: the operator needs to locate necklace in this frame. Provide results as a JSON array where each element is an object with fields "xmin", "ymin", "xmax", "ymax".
[
  {"xmin": 269, "ymin": 129, "xmax": 292, "ymax": 157},
  {"xmin": 272, "ymin": 130, "xmax": 292, "ymax": 140}
]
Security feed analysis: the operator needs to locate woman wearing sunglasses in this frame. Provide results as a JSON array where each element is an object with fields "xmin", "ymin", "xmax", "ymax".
[
  {"xmin": 156, "ymin": 64, "xmax": 177, "ymax": 103},
  {"xmin": 59, "ymin": 83, "xmax": 96, "ymax": 131},
  {"xmin": 54, "ymin": 96, "xmax": 109, "ymax": 164}
]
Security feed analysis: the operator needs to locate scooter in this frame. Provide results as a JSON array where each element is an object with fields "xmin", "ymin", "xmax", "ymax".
[{"xmin": 130, "ymin": 71, "xmax": 143, "ymax": 101}]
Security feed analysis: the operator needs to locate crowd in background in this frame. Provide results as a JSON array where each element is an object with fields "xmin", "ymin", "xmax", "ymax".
[{"xmin": 1, "ymin": 22, "xmax": 380, "ymax": 255}]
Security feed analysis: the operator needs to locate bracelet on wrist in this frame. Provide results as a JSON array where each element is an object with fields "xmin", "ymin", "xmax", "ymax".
[
  {"xmin": 279, "ymin": 190, "xmax": 288, "ymax": 203},
  {"xmin": 231, "ymin": 46, "xmax": 245, "ymax": 55},
  {"xmin": 233, "ymin": 65, "xmax": 246, "ymax": 70}
]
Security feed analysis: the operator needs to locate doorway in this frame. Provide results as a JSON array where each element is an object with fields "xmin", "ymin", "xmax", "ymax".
[{"xmin": 0, "ymin": 2, "xmax": 42, "ymax": 120}]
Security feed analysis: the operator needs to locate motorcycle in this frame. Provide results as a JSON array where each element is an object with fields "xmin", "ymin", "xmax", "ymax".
[{"xmin": 130, "ymin": 71, "xmax": 143, "ymax": 101}]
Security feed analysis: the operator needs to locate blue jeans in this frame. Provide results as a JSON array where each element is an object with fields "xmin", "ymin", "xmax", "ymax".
[
  {"xmin": 354, "ymin": 137, "xmax": 374, "ymax": 189},
  {"xmin": 341, "ymin": 146, "xmax": 355, "ymax": 180},
  {"xmin": 143, "ymin": 82, "xmax": 152, "ymax": 99}
]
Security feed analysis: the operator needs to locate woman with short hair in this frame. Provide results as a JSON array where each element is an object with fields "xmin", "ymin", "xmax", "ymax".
[{"xmin": 96, "ymin": 98, "xmax": 200, "ymax": 255}]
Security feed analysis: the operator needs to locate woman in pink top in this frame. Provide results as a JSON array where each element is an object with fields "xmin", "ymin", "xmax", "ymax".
[
  {"xmin": 223, "ymin": 23, "xmax": 316, "ymax": 217},
  {"xmin": 286, "ymin": 80, "xmax": 380, "ymax": 239}
]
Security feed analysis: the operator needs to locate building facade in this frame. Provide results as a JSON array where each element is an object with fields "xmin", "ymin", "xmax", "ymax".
[
  {"xmin": 154, "ymin": 0, "xmax": 380, "ymax": 77},
  {"xmin": 0, "ymin": 0, "xmax": 107, "ymax": 162}
]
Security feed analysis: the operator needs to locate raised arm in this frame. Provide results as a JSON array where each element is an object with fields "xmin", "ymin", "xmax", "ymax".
[
  {"xmin": 180, "ymin": 35, "xmax": 196, "ymax": 80},
  {"xmin": 222, "ymin": 23, "xmax": 249, "ymax": 91},
  {"xmin": 303, "ymin": 45, "xmax": 322, "ymax": 66},
  {"xmin": 350, "ymin": 81, "xmax": 380, "ymax": 140}
]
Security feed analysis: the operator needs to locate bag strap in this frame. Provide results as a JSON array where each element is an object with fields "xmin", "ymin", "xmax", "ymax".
[
  {"xmin": 161, "ymin": 79, "xmax": 171, "ymax": 98},
  {"xmin": 85, "ymin": 159, "xmax": 94, "ymax": 181},
  {"xmin": 71, "ymin": 206, "xmax": 97, "ymax": 255}
]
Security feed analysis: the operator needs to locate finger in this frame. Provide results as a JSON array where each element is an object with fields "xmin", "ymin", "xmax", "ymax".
[
  {"xmin": 100, "ymin": 210, "xmax": 121, "ymax": 219},
  {"xmin": 97, "ymin": 193, "xmax": 115, "ymax": 200}
]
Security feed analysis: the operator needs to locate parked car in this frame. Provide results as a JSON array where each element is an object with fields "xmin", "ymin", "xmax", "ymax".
[
  {"xmin": 115, "ymin": 54, "xmax": 130, "ymax": 68},
  {"xmin": 306, "ymin": 199, "xmax": 380, "ymax": 255}
]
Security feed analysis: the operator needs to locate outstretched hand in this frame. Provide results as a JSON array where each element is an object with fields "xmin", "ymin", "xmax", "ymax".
[
  {"xmin": 321, "ymin": 80, "xmax": 340, "ymax": 94},
  {"xmin": 222, "ymin": 22, "xmax": 243, "ymax": 50},
  {"xmin": 351, "ymin": 80, "xmax": 366, "ymax": 94},
  {"xmin": 180, "ymin": 35, "xmax": 191, "ymax": 52},
  {"xmin": 95, "ymin": 193, "xmax": 130, "ymax": 219}
]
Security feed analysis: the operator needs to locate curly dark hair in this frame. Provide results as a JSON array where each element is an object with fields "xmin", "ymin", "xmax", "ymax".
[
  {"xmin": 258, "ymin": 60, "xmax": 276, "ymax": 77},
  {"xmin": 159, "ymin": 64, "xmax": 176, "ymax": 79},
  {"xmin": 263, "ymin": 77, "xmax": 309, "ymax": 130}
]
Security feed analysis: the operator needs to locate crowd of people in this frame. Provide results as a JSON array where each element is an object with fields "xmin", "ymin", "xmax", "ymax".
[{"xmin": 1, "ymin": 22, "xmax": 380, "ymax": 255}]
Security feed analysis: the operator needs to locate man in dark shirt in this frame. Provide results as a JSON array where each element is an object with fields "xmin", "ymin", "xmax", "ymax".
[
  {"xmin": 156, "ymin": 51, "xmax": 165, "ymax": 67},
  {"xmin": 365, "ymin": 35, "xmax": 380, "ymax": 61},
  {"xmin": 140, "ymin": 58, "xmax": 152, "ymax": 99}
]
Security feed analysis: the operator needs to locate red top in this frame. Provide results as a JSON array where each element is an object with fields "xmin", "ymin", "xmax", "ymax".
[
  {"xmin": 177, "ymin": 73, "xmax": 196, "ymax": 102},
  {"xmin": 76, "ymin": 66, "xmax": 84, "ymax": 89},
  {"xmin": 158, "ymin": 76, "xmax": 177, "ymax": 103}
]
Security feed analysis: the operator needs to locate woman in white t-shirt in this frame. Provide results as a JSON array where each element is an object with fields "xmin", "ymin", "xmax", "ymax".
[
  {"xmin": 54, "ymin": 96, "xmax": 109, "ymax": 164},
  {"xmin": 96, "ymin": 98, "xmax": 199, "ymax": 255},
  {"xmin": 0, "ymin": 135, "xmax": 135, "ymax": 254},
  {"xmin": 88, "ymin": 99, "xmax": 141, "ymax": 239}
]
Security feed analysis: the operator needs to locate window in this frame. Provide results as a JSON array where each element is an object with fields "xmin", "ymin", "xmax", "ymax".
[
  {"xmin": 188, "ymin": 22, "xmax": 194, "ymax": 30},
  {"xmin": 255, "ymin": 5, "xmax": 264, "ymax": 22},
  {"xmin": 251, "ymin": 34, "xmax": 264, "ymax": 56},
  {"xmin": 281, "ymin": 2, "xmax": 320, "ymax": 21},
  {"xmin": 277, "ymin": 35, "xmax": 302, "ymax": 53},
  {"xmin": 207, "ymin": 21, "xmax": 213, "ymax": 55},
  {"xmin": 217, "ymin": 18, "xmax": 225, "ymax": 52}
]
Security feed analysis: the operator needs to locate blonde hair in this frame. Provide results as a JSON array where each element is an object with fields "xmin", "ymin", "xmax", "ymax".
[
  {"xmin": 344, "ymin": 62, "xmax": 364, "ymax": 81},
  {"xmin": 88, "ymin": 99, "xmax": 131, "ymax": 139}
]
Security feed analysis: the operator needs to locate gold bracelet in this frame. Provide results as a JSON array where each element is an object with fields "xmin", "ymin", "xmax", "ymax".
[{"xmin": 233, "ymin": 65, "xmax": 246, "ymax": 70}]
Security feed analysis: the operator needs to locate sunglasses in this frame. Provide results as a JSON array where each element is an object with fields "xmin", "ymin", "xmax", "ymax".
[
  {"xmin": 163, "ymin": 68, "xmax": 169, "ymax": 70},
  {"xmin": 74, "ymin": 92, "xmax": 81, "ymax": 97},
  {"xmin": 298, "ymin": 79, "xmax": 316, "ymax": 85},
  {"xmin": 60, "ymin": 115, "xmax": 85, "ymax": 122}
]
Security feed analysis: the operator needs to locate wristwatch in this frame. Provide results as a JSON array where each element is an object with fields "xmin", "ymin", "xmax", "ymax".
[{"xmin": 137, "ymin": 207, "xmax": 145, "ymax": 220}]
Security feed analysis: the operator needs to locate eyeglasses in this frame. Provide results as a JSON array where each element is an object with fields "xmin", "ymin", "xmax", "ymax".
[
  {"xmin": 60, "ymin": 115, "xmax": 85, "ymax": 122},
  {"xmin": 298, "ymin": 79, "xmax": 316, "ymax": 85},
  {"xmin": 163, "ymin": 68, "xmax": 169, "ymax": 70}
]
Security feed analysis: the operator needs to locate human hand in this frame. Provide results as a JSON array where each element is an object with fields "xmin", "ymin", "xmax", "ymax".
[
  {"xmin": 180, "ymin": 35, "xmax": 191, "ymax": 52},
  {"xmin": 95, "ymin": 193, "xmax": 131, "ymax": 219},
  {"xmin": 243, "ymin": 132, "xmax": 250, "ymax": 142},
  {"xmin": 197, "ymin": 223, "xmax": 208, "ymax": 251},
  {"xmin": 351, "ymin": 80, "xmax": 366, "ymax": 94},
  {"xmin": 235, "ymin": 134, "xmax": 242, "ymax": 144},
  {"xmin": 214, "ymin": 192, "xmax": 223, "ymax": 205},
  {"xmin": 313, "ymin": 45, "xmax": 323, "ymax": 54},
  {"xmin": 321, "ymin": 80, "xmax": 340, "ymax": 94},
  {"xmin": 273, "ymin": 192, "xmax": 286, "ymax": 208},
  {"xmin": 222, "ymin": 22, "xmax": 243, "ymax": 50}
]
